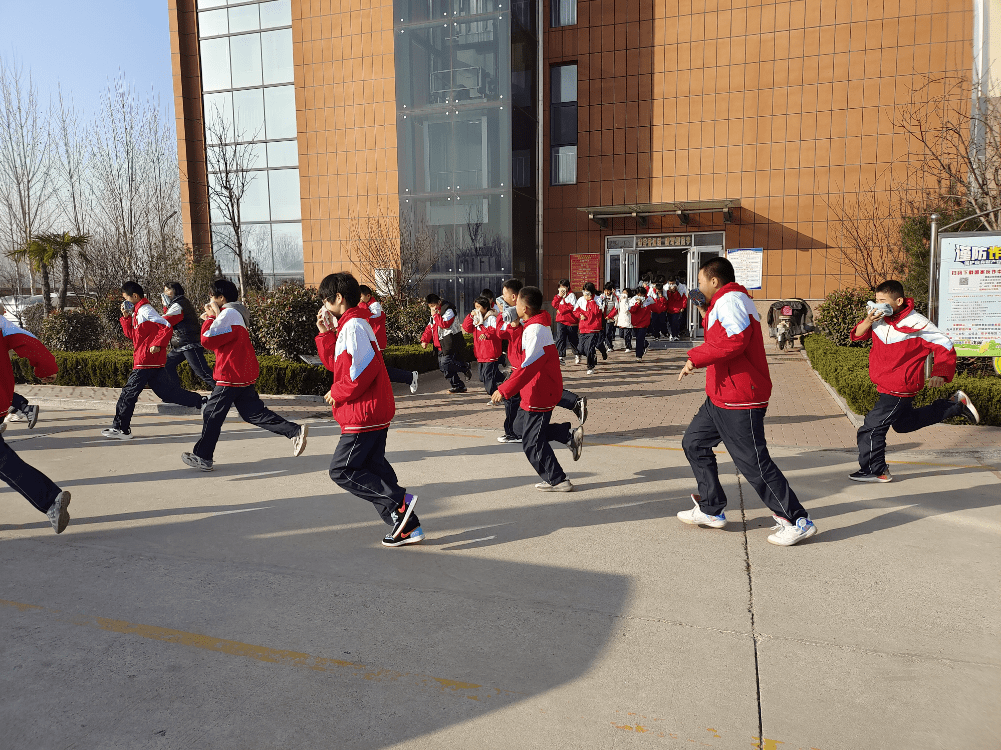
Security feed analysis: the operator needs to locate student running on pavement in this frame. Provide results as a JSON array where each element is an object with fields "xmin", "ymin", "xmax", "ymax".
[
  {"xmin": 849, "ymin": 279, "xmax": 979, "ymax": 483},
  {"xmin": 492, "ymin": 285, "xmax": 583, "ymax": 492},
  {"xmin": 600, "ymin": 283, "xmax": 619, "ymax": 352},
  {"xmin": 496, "ymin": 278, "xmax": 587, "ymax": 444},
  {"xmin": 677, "ymin": 256, "xmax": 817, "ymax": 547},
  {"xmin": 103, "ymin": 281, "xmax": 206, "ymax": 440},
  {"xmin": 420, "ymin": 294, "xmax": 472, "ymax": 394},
  {"xmin": 181, "ymin": 279, "xmax": 307, "ymax": 471},
  {"xmin": 552, "ymin": 279, "xmax": 581, "ymax": 365},
  {"xmin": 162, "ymin": 281, "xmax": 216, "ymax": 389},
  {"xmin": 575, "ymin": 282, "xmax": 606, "ymax": 375},
  {"xmin": 0, "ymin": 316, "xmax": 71, "ymax": 532},
  {"xmin": 461, "ymin": 295, "xmax": 504, "ymax": 399},
  {"xmin": 317, "ymin": 272, "xmax": 423, "ymax": 547},
  {"xmin": 359, "ymin": 285, "xmax": 419, "ymax": 394}
]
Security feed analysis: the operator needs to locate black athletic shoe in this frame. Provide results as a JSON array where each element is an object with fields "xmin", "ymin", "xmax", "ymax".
[
  {"xmin": 950, "ymin": 390, "xmax": 980, "ymax": 425},
  {"xmin": 572, "ymin": 396, "xmax": 588, "ymax": 425},
  {"xmin": 600, "ymin": 348, "xmax": 607, "ymax": 361},
  {"xmin": 389, "ymin": 493, "xmax": 418, "ymax": 539},
  {"xmin": 848, "ymin": 470, "xmax": 892, "ymax": 483},
  {"xmin": 448, "ymin": 385, "xmax": 467, "ymax": 394},
  {"xmin": 463, "ymin": 367, "xmax": 472, "ymax": 381},
  {"xmin": 383, "ymin": 514, "xmax": 424, "ymax": 547}
]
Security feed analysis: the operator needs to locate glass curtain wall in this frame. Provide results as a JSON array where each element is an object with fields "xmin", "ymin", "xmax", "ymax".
[
  {"xmin": 394, "ymin": 0, "xmax": 538, "ymax": 315},
  {"xmin": 197, "ymin": 0, "xmax": 304, "ymax": 287}
]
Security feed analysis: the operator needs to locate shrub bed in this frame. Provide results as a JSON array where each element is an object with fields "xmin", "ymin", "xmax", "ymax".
[
  {"xmin": 12, "ymin": 338, "xmax": 475, "ymax": 396},
  {"xmin": 804, "ymin": 334, "xmax": 1001, "ymax": 426}
]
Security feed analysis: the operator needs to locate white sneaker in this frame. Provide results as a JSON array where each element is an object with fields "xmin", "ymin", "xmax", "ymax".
[
  {"xmin": 536, "ymin": 480, "xmax": 574, "ymax": 492},
  {"xmin": 410, "ymin": 371, "xmax": 419, "ymax": 394},
  {"xmin": 677, "ymin": 494, "xmax": 727, "ymax": 528},
  {"xmin": 767, "ymin": 516, "xmax": 817, "ymax": 546},
  {"xmin": 568, "ymin": 425, "xmax": 584, "ymax": 461},
  {"xmin": 101, "ymin": 427, "xmax": 133, "ymax": 440},
  {"xmin": 0, "ymin": 421, "xmax": 6, "ymax": 434},
  {"xmin": 586, "ymin": 369, "xmax": 595, "ymax": 375},
  {"xmin": 292, "ymin": 424, "xmax": 308, "ymax": 456},
  {"xmin": 497, "ymin": 434, "xmax": 521, "ymax": 443},
  {"xmin": 574, "ymin": 355, "xmax": 581, "ymax": 365}
]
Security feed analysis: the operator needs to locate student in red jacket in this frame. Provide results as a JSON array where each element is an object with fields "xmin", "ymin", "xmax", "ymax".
[
  {"xmin": 600, "ymin": 283, "xmax": 619, "ymax": 351},
  {"xmin": 420, "ymin": 294, "xmax": 472, "ymax": 393},
  {"xmin": 0, "ymin": 317, "xmax": 71, "ymax": 532},
  {"xmin": 665, "ymin": 279, "xmax": 687, "ymax": 341},
  {"xmin": 628, "ymin": 288, "xmax": 654, "ymax": 359},
  {"xmin": 181, "ymin": 279, "xmax": 307, "ymax": 471},
  {"xmin": 552, "ymin": 279, "xmax": 580, "ymax": 365},
  {"xmin": 359, "ymin": 285, "xmax": 419, "ymax": 394},
  {"xmin": 317, "ymin": 272, "xmax": 423, "ymax": 547},
  {"xmin": 492, "ymin": 286, "xmax": 584, "ymax": 492},
  {"xmin": 575, "ymin": 282, "xmax": 605, "ymax": 375},
  {"xmin": 103, "ymin": 281, "xmax": 205, "ymax": 440},
  {"xmin": 849, "ymin": 279, "xmax": 978, "ymax": 483},
  {"xmin": 461, "ymin": 295, "xmax": 504, "ymax": 397},
  {"xmin": 677, "ymin": 257, "xmax": 816, "ymax": 547}
]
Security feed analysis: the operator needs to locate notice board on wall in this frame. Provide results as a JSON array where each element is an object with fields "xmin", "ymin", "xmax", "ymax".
[
  {"xmin": 727, "ymin": 248, "xmax": 763, "ymax": 290},
  {"xmin": 937, "ymin": 232, "xmax": 1001, "ymax": 357},
  {"xmin": 569, "ymin": 253, "xmax": 601, "ymax": 290}
]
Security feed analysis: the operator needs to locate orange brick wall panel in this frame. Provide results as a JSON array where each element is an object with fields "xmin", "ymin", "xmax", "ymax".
[
  {"xmin": 542, "ymin": 0, "xmax": 973, "ymax": 298},
  {"xmin": 295, "ymin": 0, "xmax": 400, "ymax": 288}
]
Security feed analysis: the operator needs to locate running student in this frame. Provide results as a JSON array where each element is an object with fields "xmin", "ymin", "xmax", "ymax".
[
  {"xmin": 0, "ymin": 302, "xmax": 40, "ymax": 432},
  {"xmin": 575, "ymin": 282, "xmax": 606, "ymax": 375},
  {"xmin": 103, "ymin": 281, "xmax": 205, "ymax": 440},
  {"xmin": 162, "ymin": 281, "xmax": 216, "ymax": 388},
  {"xmin": 628, "ymin": 288, "xmax": 653, "ymax": 359},
  {"xmin": 496, "ymin": 278, "xmax": 588, "ymax": 444},
  {"xmin": 665, "ymin": 279, "xmax": 686, "ymax": 341},
  {"xmin": 601, "ymin": 283, "xmax": 618, "ymax": 352},
  {"xmin": 615, "ymin": 288, "xmax": 633, "ymax": 351},
  {"xmin": 492, "ymin": 285, "xmax": 583, "ymax": 491},
  {"xmin": 552, "ymin": 279, "xmax": 580, "ymax": 365},
  {"xmin": 0, "ymin": 316, "xmax": 71, "ymax": 532},
  {"xmin": 420, "ymin": 294, "xmax": 472, "ymax": 394},
  {"xmin": 461, "ymin": 296, "xmax": 504, "ymax": 398},
  {"xmin": 317, "ymin": 272, "xmax": 423, "ymax": 547},
  {"xmin": 677, "ymin": 256, "xmax": 817, "ymax": 547},
  {"xmin": 849, "ymin": 279, "xmax": 979, "ymax": 483},
  {"xmin": 359, "ymin": 285, "xmax": 419, "ymax": 395},
  {"xmin": 181, "ymin": 279, "xmax": 307, "ymax": 471}
]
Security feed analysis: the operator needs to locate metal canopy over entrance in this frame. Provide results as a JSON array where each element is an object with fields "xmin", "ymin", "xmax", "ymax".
[{"xmin": 579, "ymin": 200, "xmax": 741, "ymax": 227}]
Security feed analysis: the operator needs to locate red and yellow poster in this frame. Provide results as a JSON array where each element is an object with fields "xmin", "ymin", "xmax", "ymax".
[{"xmin": 569, "ymin": 253, "xmax": 601, "ymax": 290}]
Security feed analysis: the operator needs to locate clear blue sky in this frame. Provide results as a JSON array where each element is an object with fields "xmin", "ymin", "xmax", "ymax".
[{"xmin": 0, "ymin": 0, "xmax": 175, "ymax": 125}]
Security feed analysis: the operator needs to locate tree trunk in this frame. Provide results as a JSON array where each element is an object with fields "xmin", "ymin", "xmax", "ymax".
[
  {"xmin": 58, "ymin": 250, "xmax": 69, "ymax": 312},
  {"xmin": 40, "ymin": 263, "xmax": 52, "ymax": 315}
]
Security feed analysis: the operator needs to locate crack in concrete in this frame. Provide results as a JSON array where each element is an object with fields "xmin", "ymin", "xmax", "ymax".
[{"xmin": 737, "ymin": 472, "xmax": 765, "ymax": 749}]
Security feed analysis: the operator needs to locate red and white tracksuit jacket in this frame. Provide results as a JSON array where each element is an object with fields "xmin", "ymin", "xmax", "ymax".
[
  {"xmin": 850, "ymin": 297, "xmax": 956, "ymax": 397},
  {"xmin": 121, "ymin": 298, "xmax": 173, "ymax": 368},
  {"xmin": 651, "ymin": 295, "xmax": 668, "ymax": 315},
  {"xmin": 575, "ymin": 299, "xmax": 604, "ymax": 334},
  {"xmin": 552, "ymin": 293, "xmax": 579, "ymax": 326},
  {"xmin": 461, "ymin": 312, "xmax": 502, "ymax": 362},
  {"xmin": 201, "ymin": 303, "xmax": 259, "ymax": 387},
  {"xmin": 0, "ymin": 318, "xmax": 57, "ymax": 412},
  {"xmin": 316, "ymin": 305, "xmax": 395, "ymax": 433},
  {"xmin": 498, "ymin": 312, "xmax": 563, "ymax": 412},
  {"xmin": 364, "ymin": 299, "xmax": 388, "ymax": 350},
  {"xmin": 666, "ymin": 290, "xmax": 687, "ymax": 314},
  {"xmin": 628, "ymin": 295, "xmax": 653, "ymax": 329},
  {"xmin": 688, "ymin": 282, "xmax": 772, "ymax": 409}
]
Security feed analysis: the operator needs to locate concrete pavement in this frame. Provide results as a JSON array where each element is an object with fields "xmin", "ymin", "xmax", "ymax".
[{"xmin": 1, "ymin": 397, "xmax": 998, "ymax": 749}]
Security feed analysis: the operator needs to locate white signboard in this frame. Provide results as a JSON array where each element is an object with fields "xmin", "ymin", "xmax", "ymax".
[
  {"xmin": 727, "ymin": 248, "xmax": 763, "ymax": 290},
  {"xmin": 937, "ymin": 232, "xmax": 1001, "ymax": 357}
]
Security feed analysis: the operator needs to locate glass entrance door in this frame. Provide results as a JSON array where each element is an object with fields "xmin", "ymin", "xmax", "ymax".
[
  {"xmin": 687, "ymin": 246, "xmax": 723, "ymax": 339},
  {"xmin": 605, "ymin": 236, "xmax": 638, "ymax": 291}
]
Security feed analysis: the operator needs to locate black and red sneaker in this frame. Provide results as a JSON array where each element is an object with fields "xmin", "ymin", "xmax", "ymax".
[
  {"xmin": 382, "ymin": 514, "xmax": 424, "ymax": 547},
  {"xmin": 388, "ymin": 493, "xmax": 418, "ymax": 539}
]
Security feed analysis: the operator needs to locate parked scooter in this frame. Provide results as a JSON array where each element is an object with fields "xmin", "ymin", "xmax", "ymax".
[{"xmin": 767, "ymin": 299, "xmax": 815, "ymax": 351}]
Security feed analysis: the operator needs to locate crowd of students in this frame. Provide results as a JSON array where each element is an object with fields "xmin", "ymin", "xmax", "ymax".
[{"xmin": 0, "ymin": 259, "xmax": 980, "ymax": 550}]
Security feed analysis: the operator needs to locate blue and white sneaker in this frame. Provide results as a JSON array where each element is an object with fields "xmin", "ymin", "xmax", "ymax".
[
  {"xmin": 677, "ymin": 494, "xmax": 727, "ymax": 528},
  {"xmin": 767, "ymin": 516, "xmax": 817, "ymax": 546}
]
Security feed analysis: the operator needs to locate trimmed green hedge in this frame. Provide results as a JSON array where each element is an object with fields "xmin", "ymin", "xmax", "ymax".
[
  {"xmin": 12, "ymin": 336, "xmax": 475, "ymax": 396},
  {"xmin": 804, "ymin": 334, "xmax": 1001, "ymax": 426}
]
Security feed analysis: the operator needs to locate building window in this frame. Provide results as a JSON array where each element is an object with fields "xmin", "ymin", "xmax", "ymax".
[
  {"xmin": 550, "ymin": 64, "xmax": 577, "ymax": 185},
  {"xmin": 551, "ymin": 0, "xmax": 577, "ymax": 27}
]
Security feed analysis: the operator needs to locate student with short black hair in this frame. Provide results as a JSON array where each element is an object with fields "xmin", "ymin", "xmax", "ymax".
[
  {"xmin": 420, "ymin": 293, "xmax": 472, "ymax": 393},
  {"xmin": 461, "ymin": 294, "xmax": 504, "ymax": 397},
  {"xmin": 492, "ymin": 286, "xmax": 583, "ymax": 491},
  {"xmin": 103, "ymin": 280, "xmax": 206, "ymax": 439},
  {"xmin": 162, "ymin": 280, "xmax": 216, "ymax": 388},
  {"xmin": 849, "ymin": 279, "xmax": 979, "ymax": 482},
  {"xmin": 181, "ymin": 278, "xmax": 307, "ymax": 471},
  {"xmin": 359, "ymin": 284, "xmax": 419, "ymax": 395},
  {"xmin": 628, "ymin": 287, "xmax": 654, "ymax": 359},
  {"xmin": 575, "ymin": 282, "xmax": 604, "ymax": 375},
  {"xmin": 552, "ymin": 278, "xmax": 580, "ymax": 365},
  {"xmin": 317, "ymin": 272, "xmax": 423, "ymax": 547},
  {"xmin": 678, "ymin": 257, "xmax": 817, "ymax": 546},
  {"xmin": 616, "ymin": 287, "xmax": 634, "ymax": 351},
  {"xmin": 601, "ymin": 282, "xmax": 619, "ymax": 352}
]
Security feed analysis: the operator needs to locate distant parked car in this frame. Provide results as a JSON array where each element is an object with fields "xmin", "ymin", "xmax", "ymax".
[
  {"xmin": 1, "ymin": 295, "xmax": 33, "ymax": 324},
  {"xmin": 2, "ymin": 292, "xmax": 97, "ymax": 323}
]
